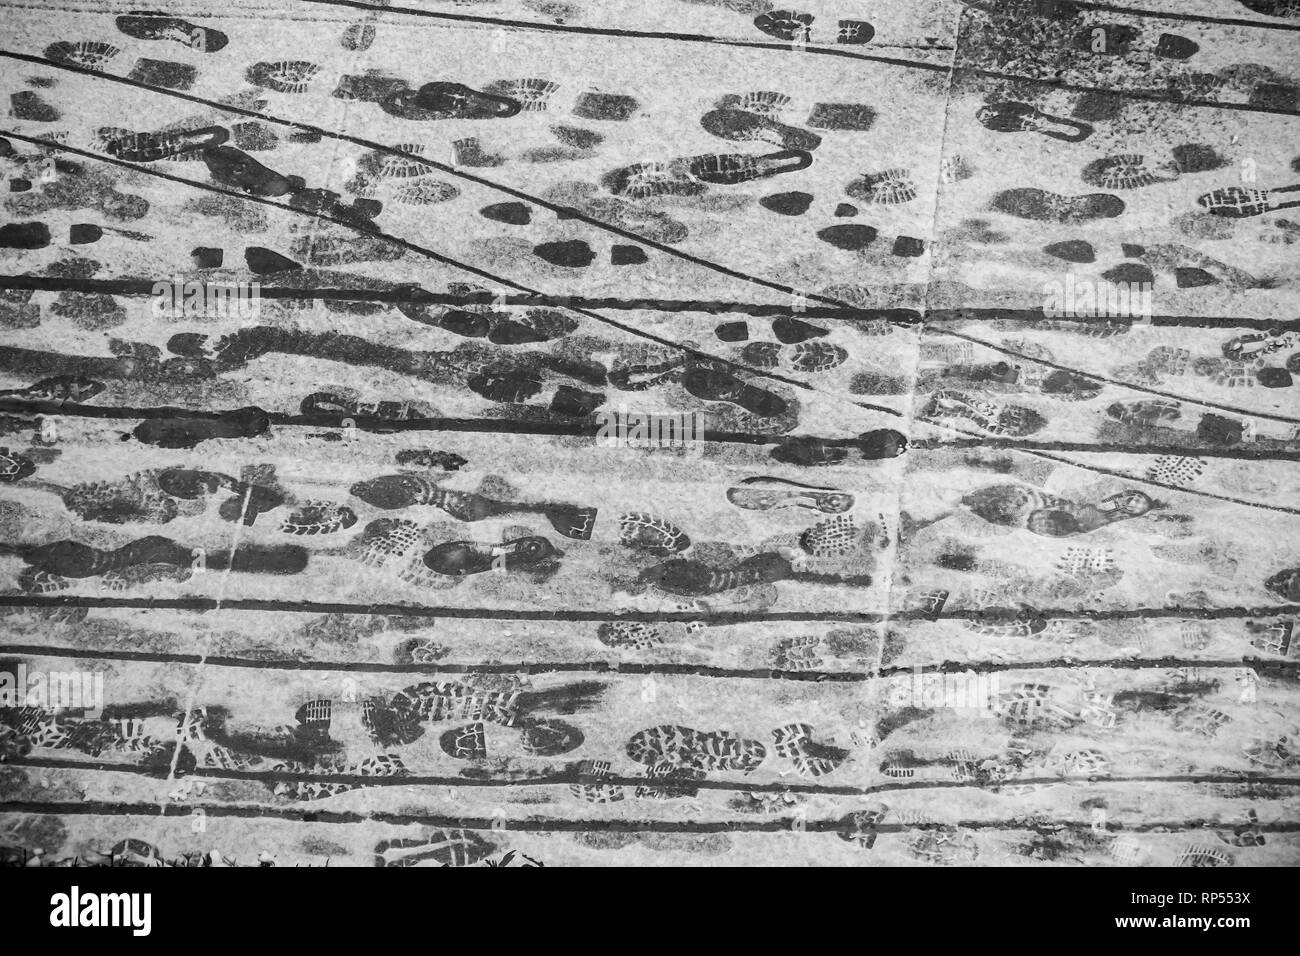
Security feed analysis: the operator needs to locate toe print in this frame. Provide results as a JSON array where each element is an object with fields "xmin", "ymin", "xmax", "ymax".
[
  {"xmin": 1172, "ymin": 143, "xmax": 1229, "ymax": 174},
  {"xmin": 715, "ymin": 321, "xmax": 749, "ymax": 341},
  {"xmin": 741, "ymin": 341, "xmax": 782, "ymax": 369},
  {"xmin": 772, "ymin": 317, "xmax": 826, "ymax": 343},
  {"xmin": 596, "ymin": 622, "xmax": 664, "ymax": 649},
  {"xmin": 1175, "ymin": 267, "xmax": 1218, "ymax": 287},
  {"xmin": 377, "ymin": 146, "xmax": 434, "ymax": 179},
  {"xmin": 570, "ymin": 761, "xmax": 626, "ymax": 803},
  {"xmin": 372, "ymin": 831, "xmax": 497, "ymax": 868},
  {"xmin": 521, "ymin": 718, "xmax": 583, "ymax": 756},
  {"xmin": 127, "ymin": 59, "xmax": 198, "ymax": 90},
  {"xmin": 0, "ymin": 223, "xmax": 50, "ymax": 249},
  {"xmin": 837, "ymin": 19, "xmax": 875, "ymax": 44},
  {"xmin": 817, "ymin": 224, "xmax": 877, "ymax": 250},
  {"xmin": 231, "ymin": 123, "xmax": 278, "ymax": 150},
  {"xmin": 340, "ymin": 23, "xmax": 376, "ymax": 51},
  {"xmin": 806, "ymin": 102, "xmax": 875, "ymax": 130},
  {"xmin": 1102, "ymin": 263, "xmax": 1154, "ymax": 284},
  {"xmin": 940, "ymin": 154, "xmax": 974, "ymax": 183},
  {"xmin": 1154, "ymin": 33, "xmax": 1199, "ymax": 58},
  {"xmin": 633, "ymin": 764, "xmax": 705, "ymax": 799},
  {"xmin": 754, "ymin": 10, "xmax": 814, "ymax": 43},
  {"xmin": 533, "ymin": 239, "xmax": 596, "ymax": 267},
  {"xmin": 609, "ymin": 244, "xmax": 646, "ymax": 264},
  {"xmin": 480, "ymin": 201, "xmax": 532, "ymax": 224},
  {"xmin": 280, "ymin": 502, "xmax": 358, "ymax": 536},
  {"xmin": 789, "ymin": 341, "xmax": 848, "ymax": 372},
  {"xmin": 440, "ymin": 723, "xmax": 488, "ymax": 760},
  {"xmin": 0, "ymin": 448, "xmax": 38, "ymax": 481},
  {"xmin": 798, "ymin": 514, "xmax": 866, "ymax": 558},
  {"xmin": 848, "ymin": 168, "xmax": 918, "ymax": 204},
  {"xmin": 1107, "ymin": 400, "xmax": 1182, "ymax": 427},
  {"xmin": 1082, "ymin": 154, "xmax": 1178, "ymax": 189},
  {"xmin": 486, "ymin": 78, "xmax": 560, "ymax": 112},
  {"xmin": 618, "ymin": 513, "xmax": 691, "ymax": 555},
  {"xmin": 246, "ymin": 60, "xmax": 321, "ymax": 93},
  {"xmin": 772, "ymin": 724, "xmax": 849, "ymax": 777},
  {"xmin": 44, "ymin": 41, "xmax": 120, "ymax": 71},
  {"xmin": 1044, "ymin": 239, "xmax": 1096, "ymax": 263},
  {"xmin": 571, "ymin": 90, "xmax": 639, "ymax": 121},
  {"xmin": 392, "ymin": 181, "xmax": 460, "ymax": 205},
  {"xmin": 452, "ymin": 138, "xmax": 505, "ymax": 166},
  {"xmin": 550, "ymin": 125, "xmax": 603, "ymax": 149},
  {"xmin": 744, "ymin": 338, "xmax": 844, "ymax": 372},
  {"xmin": 724, "ymin": 91, "xmax": 791, "ymax": 115},
  {"xmin": 1145, "ymin": 456, "xmax": 1205, "ymax": 486},
  {"xmin": 10, "ymin": 91, "xmax": 60, "ymax": 121}
]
